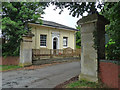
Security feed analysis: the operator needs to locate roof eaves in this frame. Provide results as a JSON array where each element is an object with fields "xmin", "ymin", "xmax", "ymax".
[
  {"xmin": 42, "ymin": 23, "xmax": 79, "ymax": 31},
  {"xmin": 29, "ymin": 22, "xmax": 79, "ymax": 31}
]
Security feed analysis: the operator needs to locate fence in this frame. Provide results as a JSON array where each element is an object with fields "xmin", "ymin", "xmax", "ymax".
[{"xmin": 32, "ymin": 48, "xmax": 81, "ymax": 60}]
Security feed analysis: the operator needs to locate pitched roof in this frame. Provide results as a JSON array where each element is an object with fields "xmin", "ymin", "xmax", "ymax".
[{"xmin": 30, "ymin": 20, "xmax": 79, "ymax": 31}]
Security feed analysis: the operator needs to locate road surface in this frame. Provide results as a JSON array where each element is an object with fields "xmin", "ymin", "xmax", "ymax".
[{"xmin": 2, "ymin": 61, "xmax": 81, "ymax": 88}]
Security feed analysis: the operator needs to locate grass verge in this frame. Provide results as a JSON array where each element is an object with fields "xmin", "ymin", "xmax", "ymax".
[
  {"xmin": 66, "ymin": 80, "xmax": 105, "ymax": 88},
  {"xmin": 0, "ymin": 65, "xmax": 22, "ymax": 72}
]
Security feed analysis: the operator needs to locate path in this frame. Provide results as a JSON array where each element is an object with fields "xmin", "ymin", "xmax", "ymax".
[{"xmin": 2, "ymin": 61, "xmax": 81, "ymax": 88}]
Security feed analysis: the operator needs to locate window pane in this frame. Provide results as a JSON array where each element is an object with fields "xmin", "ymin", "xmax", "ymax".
[
  {"xmin": 40, "ymin": 35, "xmax": 47, "ymax": 46},
  {"xmin": 63, "ymin": 37, "xmax": 68, "ymax": 46}
]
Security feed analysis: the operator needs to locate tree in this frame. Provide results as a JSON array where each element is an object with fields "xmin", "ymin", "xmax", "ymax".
[
  {"xmin": 2, "ymin": 2, "xmax": 48, "ymax": 56},
  {"xmin": 102, "ymin": 2, "xmax": 120, "ymax": 60},
  {"xmin": 51, "ymin": 2, "xmax": 104, "ymax": 17}
]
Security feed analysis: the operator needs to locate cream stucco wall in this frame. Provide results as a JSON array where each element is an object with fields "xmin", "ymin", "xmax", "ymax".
[{"xmin": 29, "ymin": 23, "xmax": 76, "ymax": 49}]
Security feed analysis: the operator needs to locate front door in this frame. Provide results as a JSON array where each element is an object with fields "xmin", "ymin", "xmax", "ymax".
[
  {"xmin": 53, "ymin": 38, "xmax": 58, "ymax": 55},
  {"xmin": 53, "ymin": 37, "xmax": 57, "ymax": 49}
]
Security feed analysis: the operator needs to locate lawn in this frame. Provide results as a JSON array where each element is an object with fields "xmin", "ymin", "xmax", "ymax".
[
  {"xmin": 65, "ymin": 80, "xmax": 105, "ymax": 88},
  {"xmin": 0, "ymin": 65, "xmax": 22, "ymax": 71}
]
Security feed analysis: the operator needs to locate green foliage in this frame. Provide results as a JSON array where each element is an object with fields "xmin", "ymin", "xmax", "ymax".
[
  {"xmin": 2, "ymin": 2, "xmax": 48, "ymax": 57},
  {"xmin": 75, "ymin": 26, "xmax": 81, "ymax": 48},
  {"xmin": 76, "ymin": 45, "xmax": 81, "ymax": 49},
  {"xmin": 105, "ymin": 39, "xmax": 120, "ymax": 60},
  {"xmin": 102, "ymin": 2, "xmax": 120, "ymax": 60}
]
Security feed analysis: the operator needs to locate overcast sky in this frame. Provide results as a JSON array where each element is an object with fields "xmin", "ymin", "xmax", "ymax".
[
  {"xmin": 41, "ymin": 4, "xmax": 83, "ymax": 28},
  {"xmin": 41, "ymin": 3, "xmax": 102, "ymax": 29}
]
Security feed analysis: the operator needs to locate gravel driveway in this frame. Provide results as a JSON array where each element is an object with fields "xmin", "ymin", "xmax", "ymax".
[{"xmin": 2, "ymin": 61, "xmax": 81, "ymax": 88}]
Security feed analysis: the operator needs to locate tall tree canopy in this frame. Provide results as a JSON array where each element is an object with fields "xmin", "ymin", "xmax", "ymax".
[{"xmin": 2, "ymin": 2, "xmax": 48, "ymax": 56}]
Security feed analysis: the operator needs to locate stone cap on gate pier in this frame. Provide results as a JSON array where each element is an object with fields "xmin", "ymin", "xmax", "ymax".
[{"xmin": 77, "ymin": 13, "xmax": 110, "ymax": 25}]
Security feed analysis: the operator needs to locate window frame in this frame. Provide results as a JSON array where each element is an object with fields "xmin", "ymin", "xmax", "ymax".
[
  {"xmin": 40, "ymin": 34, "xmax": 47, "ymax": 47},
  {"xmin": 63, "ymin": 37, "xmax": 68, "ymax": 47}
]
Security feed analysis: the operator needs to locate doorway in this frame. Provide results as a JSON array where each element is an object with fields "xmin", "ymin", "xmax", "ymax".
[{"xmin": 53, "ymin": 37, "xmax": 58, "ymax": 49}]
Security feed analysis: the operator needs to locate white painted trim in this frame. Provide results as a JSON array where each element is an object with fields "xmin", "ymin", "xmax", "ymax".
[
  {"xmin": 40, "ymin": 46, "xmax": 47, "ymax": 48},
  {"xmin": 63, "ymin": 46, "xmax": 68, "ymax": 48}
]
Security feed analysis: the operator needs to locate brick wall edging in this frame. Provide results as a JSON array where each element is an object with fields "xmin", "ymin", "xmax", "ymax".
[
  {"xmin": 0, "ymin": 56, "xmax": 19, "ymax": 65},
  {"xmin": 100, "ymin": 59, "xmax": 120, "ymax": 65},
  {"xmin": 99, "ymin": 60, "xmax": 120, "ymax": 88}
]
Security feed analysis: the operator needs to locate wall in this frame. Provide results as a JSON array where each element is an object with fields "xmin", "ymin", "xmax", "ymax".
[
  {"xmin": 0, "ymin": 57, "xmax": 19, "ymax": 65},
  {"xmin": 30, "ymin": 24, "xmax": 76, "ymax": 50},
  {"xmin": 99, "ymin": 60, "xmax": 120, "ymax": 88}
]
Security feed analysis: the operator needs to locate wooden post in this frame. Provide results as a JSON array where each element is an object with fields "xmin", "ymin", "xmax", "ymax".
[
  {"xmin": 50, "ymin": 49, "xmax": 53, "ymax": 58},
  {"xmin": 72, "ymin": 49, "xmax": 74, "ymax": 57},
  {"xmin": 39, "ymin": 49, "xmax": 40, "ymax": 60},
  {"xmin": 79, "ymin": 49, "xmax": 81, "ymax": 57}
]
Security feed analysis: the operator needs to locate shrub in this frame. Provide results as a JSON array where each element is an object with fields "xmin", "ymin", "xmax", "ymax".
[{"xmin": 105, "ymin": 39, "xmax": 120, "ymax": 60}]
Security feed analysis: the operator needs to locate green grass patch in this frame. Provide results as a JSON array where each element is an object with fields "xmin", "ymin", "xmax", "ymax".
[
  {"xmin": 66, "ymin": 80, "xmax": 103, "ymax": 88},
  {"xmin": 0, "ymin": 65, "xmax": 22, "ymax": 71}
]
